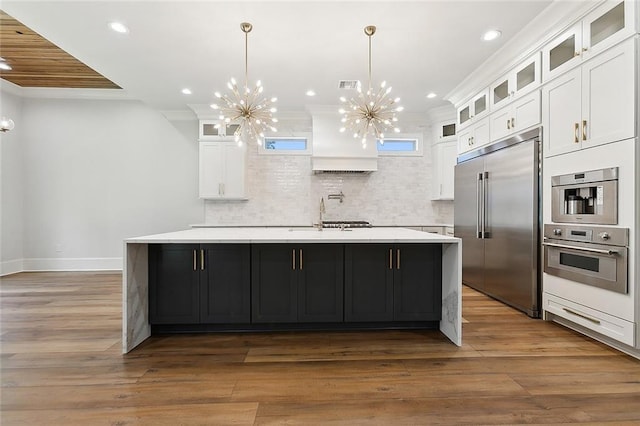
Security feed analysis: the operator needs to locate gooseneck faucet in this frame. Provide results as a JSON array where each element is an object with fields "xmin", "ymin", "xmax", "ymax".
[{"xmin": 313, "ymin": 197, "xmax": 326, "ymax": 231}]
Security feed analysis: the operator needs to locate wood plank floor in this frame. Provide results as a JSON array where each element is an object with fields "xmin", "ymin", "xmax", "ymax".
[{"xmin": 1, "ymin": 272, "xmax": 639, "ymax": 425}]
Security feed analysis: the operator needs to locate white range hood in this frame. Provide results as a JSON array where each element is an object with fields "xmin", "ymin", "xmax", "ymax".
[{"xmin": 310, "ymin": 109, "xmax": 378, "ymax": 173}]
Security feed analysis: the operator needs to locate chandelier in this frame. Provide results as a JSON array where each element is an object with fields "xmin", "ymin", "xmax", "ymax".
[
  {"xmin": 339, "ymin": 25, "xmax": 403, "ymax": 147},
  {"xmin": 210, "ymin": 22, "xmax": 277, "ymax": 146}
]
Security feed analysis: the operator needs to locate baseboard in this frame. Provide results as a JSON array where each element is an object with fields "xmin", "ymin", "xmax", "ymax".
[
  {"xmin": 0, "ymin": 258, "xmax": 25, "ymax": 276},
  {"xmin": 12, "ymin": 257, "xmax": 123, "ymax": 273}
]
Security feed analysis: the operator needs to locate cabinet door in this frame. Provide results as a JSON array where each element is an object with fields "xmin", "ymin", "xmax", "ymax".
[
  {"xmin": 583, "ymin": 0, "xmax": 636, "ymax": 58},
  {"xmin": 221, "ymin": 143, "xmax": 246, "ymax": 199},
  {"xmin": 473, "ymin": 117, "xmax": 491, "ymax": 148},
  {"xmin": 513, "ymin": 53, "xmax": 540, "ymax": 97},
  {"xmin": 512, "ymin": 90, "xmax": 541, "ymax": 133},
  {"xmin": 200, "ymin": 244, "xmax": 250, "ymax": 323},
  {"xmin": 433, "ymin": 141, "xmax": 457, "ymax": 200},
  {"xmin": 581, "ymin": 38, "xmax": 635, "ymax": 149},
  {"xmin": 344, "ymin": 245, "xmax": 393, "ymax": 322},
  {"xmin": 251, "ymin": 245, "xmax": 298, "ymax": 323},
  {"xmin": 542, "ymin": 23, "xmax": 582, "ymax": 82},
  {"xmin": 393, "ymin": 244, "xmax": 442, "ymax": 321},
  {"xmin": 542, "ymin": 67, "xmax": 582, "ymax": 157},
  {"xmin": 149, "ymin": 244, "xmax": 200, "ymax": 324},
  {"xmin": 297, "ymin": 244, "xmax": 344, "ymax": 323},
  {"xmin": 457, "ymin": 127, "xmax": 473, "ymax": 154},
  {"xmin": 199, "ymin": 142, "xmax": 224, "ymax": 199},
  {"xmin": 489, "ymin": 105, "xmax": 513, "ymax": 143}
]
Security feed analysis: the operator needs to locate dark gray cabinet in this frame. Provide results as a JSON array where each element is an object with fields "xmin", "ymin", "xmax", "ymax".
[
  {"xmin": 149, "ymin": 244, "xmax": 200, "ymax": 324},
  {"xmin": 149, "ymin": 244, "xmax": 250, "ymax": 325},
  {"xmin": 345, "ymin": 244, "xmax": 442, "ymax": 322},
  {"xmin": 251, "ymin": 244, "xmax": 344, "ymax": 323}
]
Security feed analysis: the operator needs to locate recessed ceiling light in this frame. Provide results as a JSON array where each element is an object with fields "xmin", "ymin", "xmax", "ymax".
[
  {"xmin": 109, "ymin": 21, "xmax": 129, "ymax": 34},
  {"xmin": 181, "ymin": 88, "xmax": 192, "ymax": 95},
  {"xmin": 0, "ymin": 62, "xmax": 12, "ymax": 71},
  {"xmin": 306, "ymin": 90, "xmax": 316, "ymax": 97},
  {"xmin": 482, "ymin": 29, "xmax": 502, "ymax": 41},
  {"xmin": 426, "ymin": 92, "xmax": 437, "ymax": 99}
]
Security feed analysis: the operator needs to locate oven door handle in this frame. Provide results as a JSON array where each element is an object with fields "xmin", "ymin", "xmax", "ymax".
[{"xmin": 542, "ymin": 241, "xmax": 618, "ymax": 256}]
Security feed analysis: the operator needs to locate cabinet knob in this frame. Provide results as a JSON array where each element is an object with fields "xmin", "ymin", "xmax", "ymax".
[
  {"xmin": 574, "ymin": 51, "xmax": 580, "ymax": 57},
  {"xmin": 582, "ymin": 47, "xmax": 588, "ymax": 52}
]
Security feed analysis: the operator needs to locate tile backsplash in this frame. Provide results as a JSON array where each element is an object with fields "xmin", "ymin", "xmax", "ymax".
[{"xmin": 204, "ymin": 142, "xmax": 453, "ymax": 227}]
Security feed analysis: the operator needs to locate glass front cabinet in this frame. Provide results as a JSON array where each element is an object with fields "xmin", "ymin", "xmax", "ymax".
[
  {"xmin": 490, "ymin": 52, "xmax": 541, "ymax": 110},
  {"xmin": 542, "ymin": 0, "xmax": 636, "ymax": 82},
  {"xmin": 457, "ymin": 89, "xmax": 489, "ymax": 129}
]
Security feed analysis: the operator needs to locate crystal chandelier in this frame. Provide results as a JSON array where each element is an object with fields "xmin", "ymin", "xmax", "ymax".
[
  {"xmin": 210, "ymin": 22, "xmax": 277, "ymax": 146},
  {"xmin": 339, "ymin": 25, "xmax": 403, "ymax": 147}
]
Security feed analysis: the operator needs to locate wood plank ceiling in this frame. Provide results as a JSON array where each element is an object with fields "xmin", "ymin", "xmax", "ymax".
[{"xmin": 0, "ymin": 10, "xmax": 120, "ymax": 89}]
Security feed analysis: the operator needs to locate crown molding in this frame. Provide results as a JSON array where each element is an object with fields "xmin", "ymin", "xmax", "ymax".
[{"xmin": 445, "ymin": 0, "xmax": 601, "ymax": 107}]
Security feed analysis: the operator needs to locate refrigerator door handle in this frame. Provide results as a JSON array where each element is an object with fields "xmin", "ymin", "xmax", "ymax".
[
  {"xmin": 481, "ymin": 171, "xmax": 488, "ymax": 239},
  {"xmin": 477, "ymin": 173, "xmax": 483, "ymax": 238}
]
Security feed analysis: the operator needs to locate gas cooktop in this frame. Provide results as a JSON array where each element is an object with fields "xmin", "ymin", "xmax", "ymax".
[{"xmin": 321, "ymin": 221, "xmax": 372, "ymax": 229}]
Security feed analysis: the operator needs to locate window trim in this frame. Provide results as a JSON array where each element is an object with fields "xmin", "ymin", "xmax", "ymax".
[{"xmin": 377, "ymin": 133, "xmax": 423, "ymax": 157}]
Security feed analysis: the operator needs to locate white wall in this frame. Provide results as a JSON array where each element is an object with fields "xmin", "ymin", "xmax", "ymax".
[
  {"xmin": 0, "ymin": 88, "xmax": 25, "ymax": 274},
  {"xmin": 1, "ymin": 94, "xmax": 203, "ymax": 274}
]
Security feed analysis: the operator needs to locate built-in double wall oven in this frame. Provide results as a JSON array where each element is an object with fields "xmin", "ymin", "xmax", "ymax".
[{"xmin": 544, "ymin": 167, "xmax": 629, "ymax": 294}]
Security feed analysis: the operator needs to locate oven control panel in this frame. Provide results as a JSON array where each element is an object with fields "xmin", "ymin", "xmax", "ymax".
[{"xmin": 544, "ymin": 224, "xmax": 628, "ymax": 246}]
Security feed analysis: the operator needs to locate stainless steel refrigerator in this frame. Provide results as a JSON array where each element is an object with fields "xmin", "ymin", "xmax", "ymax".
[{"xmin": 454, "ymin": 127, "xmax": 541, "ymax": 317}]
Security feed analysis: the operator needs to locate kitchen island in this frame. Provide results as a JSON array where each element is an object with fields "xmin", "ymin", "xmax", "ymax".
[{"xmin": 122, "ymin": 227, "xmax": 461, "ymax": 353}]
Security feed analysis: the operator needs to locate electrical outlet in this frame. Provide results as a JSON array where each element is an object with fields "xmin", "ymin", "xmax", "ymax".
[{"xmin": 55, "ymin": 244, "xmax": 63, "ymax": 253}]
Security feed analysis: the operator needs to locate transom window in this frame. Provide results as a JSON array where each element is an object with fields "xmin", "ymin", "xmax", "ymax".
[
  {"xmin": 377, "ymin": 135, "xmax": 422, "ymax": 156},
  {"xmin": 260, "ymin": 135, "xmax": 312, "ymax": 155}
]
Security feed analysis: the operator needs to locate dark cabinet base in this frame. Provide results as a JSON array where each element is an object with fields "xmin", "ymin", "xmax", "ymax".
[{"xmin": 151, "ymin": 320, "xmax": 439, "ymax": 334}]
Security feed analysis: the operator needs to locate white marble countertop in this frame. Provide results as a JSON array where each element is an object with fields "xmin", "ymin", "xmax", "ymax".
[{"xmin": 126, "ymin": 227, "xmax": 460, "ymax": 244}]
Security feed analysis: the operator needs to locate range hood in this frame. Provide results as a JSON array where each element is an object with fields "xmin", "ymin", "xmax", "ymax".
[{"xmin": 310, "ymin": 109, "xmax": 378, "ymax": 173}]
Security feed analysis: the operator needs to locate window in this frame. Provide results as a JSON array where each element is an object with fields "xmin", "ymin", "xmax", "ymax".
[
  {"xmin": 376, "ymin": 134, "xmax": 422, "ymax": 156},
  {"xmin": 259, "ymin": 135, "xmax": 312, "ymax": 155}
]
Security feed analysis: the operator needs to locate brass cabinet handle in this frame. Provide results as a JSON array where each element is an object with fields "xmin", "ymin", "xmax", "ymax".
[
  {"xmin": 292, "ymin": 249, "xmax": 296, "ymax": 270},
  {"xmin": 582, "ymin": 120, "xmax": 587, "ymax": 141},
  {"xmin": 563, "ymin": 307, "xmax": 601, "ymax": 325},
  {"xmin": 511, "ymin": 117, "xmax": 515, "ymax": 128},
  {"xmin": 193, "ymin": 250, "xmax": 197, "ymax": 271},
  {"xmin": 299, "ymin": 249, "xmax": 303, "ymax": 270},
  {"xmin": 507, "ymin": 119, "xmax": 511, "ymax": 129},
  {"xmin": 574, "ymin": 123, "xmax": 579, "ymax": 143},
  {"xmin": 200, "ymin": 249, "xmax": 205, "ymax": 271},
  {"xmin": 389, "ymin": 249, "xmax": 393, "ymax": 270},
  {"xmin": 396, "ymin": 249, "xmax": 400, "ymax": 270}
]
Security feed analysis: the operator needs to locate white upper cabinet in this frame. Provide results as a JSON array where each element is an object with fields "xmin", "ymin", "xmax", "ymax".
[
  {"xmin": 490, "ymin": 90, "xmax": 541, "ymax": 142},
  {"xmin": 542, "ymin": 38, "xmax": 636, "ymax": 157},
  {"xmin": 431, "ymin": 140, "xmax": 457, "ymax": 200},
  {"xmin": 457, "ymin": 116, "xmax": 490, "ymax": 155},
  {"xmin": 434, "ymin": 120, "xmax": 457, "ymax": 142},
  {"xmin": 542, "ymin": 0, "xmax": 636, "ymax": 82},
  {"xmin": 457, "ymin": 89, "xmax": 489, "ymax": 130},
  {"xmin": 199, "ymin": 141, "xmax": 247, "ymax": 200},
  {"xmin": 490, "ymin": 52, "xmax": 541, "ymax": 110}
]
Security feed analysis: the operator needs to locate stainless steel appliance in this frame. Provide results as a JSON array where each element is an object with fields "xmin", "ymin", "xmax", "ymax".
[
  {"xmin": 551, "ymin": 167, "xmax": 618, "ymax": 224},
  {"xmin": 454, "ymin": 127, "xmax": 541, "ymax": 317},
  {"xmin": 543, "ymin": 224, "xmax": 629, "ymax": 294}
]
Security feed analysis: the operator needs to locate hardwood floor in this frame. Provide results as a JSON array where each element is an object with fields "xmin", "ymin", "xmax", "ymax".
[{"xmin": 1, "ymin": 272, "xmax": 639, "ymax": 425}]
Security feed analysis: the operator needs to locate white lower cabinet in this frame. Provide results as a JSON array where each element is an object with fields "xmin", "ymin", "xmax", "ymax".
[
  {"xmin": 489, "ymin": 90, "xmax": 541, "ymax": 142},
  {"xmin": 542, "ymin": 38, "xmax": 636, "ymax": 157},
  {"xmin": 544, "ymin": 292, "xmax": 635, "ymax": 346},
  {"xmin": 457, "ymin": 116, "xmax": 490, "ymax": 155},
  {"xmin": 431, "ymin": 141, "xmax": 457, "ymax": 200},
  {"xmin": 199, "ymin": 141, "xmax": 247, "ymax": 200}
]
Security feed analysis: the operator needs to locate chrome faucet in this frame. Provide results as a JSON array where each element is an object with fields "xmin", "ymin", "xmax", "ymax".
[{"xmin": 313, "ymin": 197, "xmax": 326, "ymax": 231}]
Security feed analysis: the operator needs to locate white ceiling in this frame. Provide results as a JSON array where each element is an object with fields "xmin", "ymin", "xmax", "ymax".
[{"xmin": 2, "ymin": 0, "xmax": 554, "ymax": 115}]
